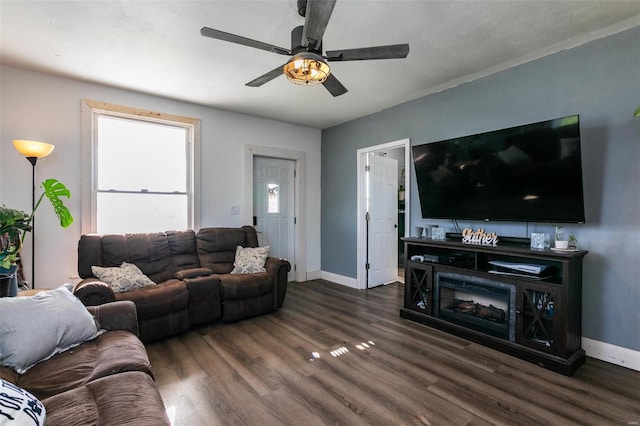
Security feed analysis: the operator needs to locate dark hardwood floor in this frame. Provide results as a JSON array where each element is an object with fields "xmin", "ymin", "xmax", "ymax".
[{"xmin": 147, "ymin": 280, "xmax": 640, "ymax": 426}]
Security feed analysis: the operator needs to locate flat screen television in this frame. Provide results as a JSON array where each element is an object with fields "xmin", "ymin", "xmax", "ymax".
[{"xmin": 412, "ymin": 115, "xmax": 585, "ymax": 223}]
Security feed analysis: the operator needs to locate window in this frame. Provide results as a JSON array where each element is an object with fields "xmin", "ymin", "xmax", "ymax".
[
  {"xmin": 267, "ymin": 183, "xmax": 280, "ymax": 213},
  {"xmin": 82, "ymin": 100, "xmax": 200, "ymax": 234}
]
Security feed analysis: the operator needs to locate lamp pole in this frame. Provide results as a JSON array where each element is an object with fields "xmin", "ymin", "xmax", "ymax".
[
  {"xmin": 27, "ymin": 156, "xmax": 38, "ymax": 289},
  {"xmin": 12, "ymin": 140, "xmax": 55, "ymax": 290}
]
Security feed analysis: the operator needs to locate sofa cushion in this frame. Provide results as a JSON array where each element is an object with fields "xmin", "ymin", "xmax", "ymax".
[
  {"xmin": 0, "ymin": 365, "xmax": 19, "ymax": 384},
  {"xmin": 42, "ymin": 371, "xmax": 170, "ymax": 426},
  {"xmin": 0, "ymin": 378, "xmax": 47, "ymax": 425},
  {"xmin": 115, "ymin": 279, "xmax": 189, "ymax": 319},
  {"xmin": 220, "ymin": 272, "xmax": 273, "ymax": 300},
  {"xmin": 12, "ymin": 330, "xmax": 152, "ymax": 401},
  {"xmin": 92, "ymin": 262, "xmax": 156, "ymax": 293},
  {"xmin": 167, "ymin": 229, "xmax": 200, "ymax": 271},
  {"xmin": 0, "ymin": 285, "xmax": 98, "ymax": 374},
  {"xmin": 231, "ymin": 245, "xmax": 270, "ymax": 274},
  {"xmin": 197, "ymin": 227, "xmax": 252, "ymax": 273},
  {"xmin": 101, "ymin": 233, "xmax": 175, "ymax": 283}
]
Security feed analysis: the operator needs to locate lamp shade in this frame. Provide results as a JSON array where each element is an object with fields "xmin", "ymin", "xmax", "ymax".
[
  {"xmin": 283, "ymin": 52, "xmax": 330, "ymax": 86},
  {"xmin": 13, "ymin": 140, "xmax": 55, "ymax": 159}
]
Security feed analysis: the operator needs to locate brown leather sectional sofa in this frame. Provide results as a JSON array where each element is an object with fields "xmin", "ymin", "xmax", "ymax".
[
  {"xmin": 0, "ymin": 301, "xmax": 170, "ymax": 425},
  {"xmin": 74, "ymin": 226, "xmax": 291, "ymax": 342}
]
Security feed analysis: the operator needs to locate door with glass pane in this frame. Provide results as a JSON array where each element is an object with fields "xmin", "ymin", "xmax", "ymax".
[{"xmin": 253, "ymin": 157, "xmax": 295, "ymax": 281}]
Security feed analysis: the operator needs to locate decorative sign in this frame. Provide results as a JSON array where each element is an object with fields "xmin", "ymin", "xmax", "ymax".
[{"xmin": 461, "ymin": 228, "xmax": 499, "ymax": 246}]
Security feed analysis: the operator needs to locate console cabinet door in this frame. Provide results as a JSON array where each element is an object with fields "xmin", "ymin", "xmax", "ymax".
[
  {"xmin": 517, "ymin": 283, "xmax": 562, "ymax": 355},
  {"xmin": 405, "ymin": 261, "xmax": 433, "ymax": 315}
]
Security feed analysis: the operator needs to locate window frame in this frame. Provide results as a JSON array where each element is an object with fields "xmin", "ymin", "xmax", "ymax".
[{"xmin": 81, "ymin": 99, "xmax": 201, "ymax": 234}]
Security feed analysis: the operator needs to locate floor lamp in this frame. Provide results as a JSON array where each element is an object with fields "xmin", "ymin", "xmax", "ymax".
[{"xmin": 12, "ymin": 139, "xmax": 55, "ymax": 289}]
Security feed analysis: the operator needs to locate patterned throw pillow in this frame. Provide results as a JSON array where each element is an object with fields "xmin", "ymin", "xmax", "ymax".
[
  {"xmin": 231, "ymin": 246, "xmax": 270, "ymax": 274},
  {"xmin": 91, "ymin": 262, "xmax": 156, "ymax": 293},
  {"xmin": 0, "ymin": 379, "xmax": 46, "ymax": 425}
]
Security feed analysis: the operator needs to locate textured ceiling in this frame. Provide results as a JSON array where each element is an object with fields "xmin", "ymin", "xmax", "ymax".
[{"xmin": 1, "ymin": 0, "xmax": 640, "ymax": 129}]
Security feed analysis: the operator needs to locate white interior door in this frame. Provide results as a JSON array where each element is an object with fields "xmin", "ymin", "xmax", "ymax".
[
  {"xmin": 367, "ymin": 154, "xmax": 398, "ymax": 288},
  {"xmin": 253, "ymin": 157, "xmax": 295, "ymax": 281}
]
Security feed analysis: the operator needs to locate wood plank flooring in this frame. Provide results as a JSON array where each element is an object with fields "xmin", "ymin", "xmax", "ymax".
[{"xmin": 146, "ymin": 280, "xmax": 640, "ymax": 426}]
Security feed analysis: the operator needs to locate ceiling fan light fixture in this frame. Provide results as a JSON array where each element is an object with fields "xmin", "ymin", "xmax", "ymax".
[{"xmin": 284, "ymin": 52, "xmax": 330, "ymax": 86}]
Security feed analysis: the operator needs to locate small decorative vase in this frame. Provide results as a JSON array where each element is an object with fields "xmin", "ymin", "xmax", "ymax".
[{"xmin": 555, "ymin": 240, "xmax": 569, "ymax": 250}]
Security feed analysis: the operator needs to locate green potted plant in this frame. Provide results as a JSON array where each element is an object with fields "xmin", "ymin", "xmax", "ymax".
[
  {"xmin": 635, "ymin": 106, "xmax": 640, "ymax": 118},
  {"xmin": 0, "ymin": 179, "xmax": 73, "ymax": 296}
]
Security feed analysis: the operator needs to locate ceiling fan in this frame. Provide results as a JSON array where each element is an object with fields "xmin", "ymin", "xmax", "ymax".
[{"xmin": 200, "ymin": 0, "xmax": 410, "ymax": 97}]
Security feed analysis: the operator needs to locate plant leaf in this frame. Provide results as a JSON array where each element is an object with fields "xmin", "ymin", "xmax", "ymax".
[
  {"xmin": 635, "ymin": 105, "xmax": 640, "ymax": 118},
  {"xmin": 0, "ymin": 207, "xmax": 31, "ymax": 236},
  {"xmin": 0, "ymin": 206, "xmax": 29, "ymax": 266},
  {"xmin": 41, "ymin": 179, "xmax": 74, "ymax": 228}
]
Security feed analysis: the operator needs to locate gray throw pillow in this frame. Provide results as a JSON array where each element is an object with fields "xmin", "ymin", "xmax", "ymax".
[
  {"xmin": 91, "ymin": 262, "xmax": 156, "ymax": 293},
  {"xmin": 0, "ymin": 284, "xmax": 98, "ymax": 374}
]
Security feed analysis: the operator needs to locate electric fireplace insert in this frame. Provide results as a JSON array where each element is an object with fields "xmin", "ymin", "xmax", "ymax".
[{"xmin": 434, "ymin": 272, "xmax": 516, "ymax": 341}]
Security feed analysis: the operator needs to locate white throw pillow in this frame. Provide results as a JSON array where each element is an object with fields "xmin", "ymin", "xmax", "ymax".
[
  {"xmin": 231, "ymin": 246, "xmax": 270, "ymax": 274},
  {"xmin": 0, "ymin": 284, "xmax": 98, "ymax": 374},
  {"xmin": 0, "ymin": 379, "xmax": 46, "ymax": 425},
  {"xmin": 91, "ymin": 262, "xmax": 156, "ymax": 293}
]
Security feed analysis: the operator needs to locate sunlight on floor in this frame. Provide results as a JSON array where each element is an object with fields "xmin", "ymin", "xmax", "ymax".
[{"xmin": 309, "ymin": 341, "xmax": 376, "ymax": 361}]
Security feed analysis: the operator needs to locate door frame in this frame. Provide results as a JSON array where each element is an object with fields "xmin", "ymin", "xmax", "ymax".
[
  {"xmin": 356, "ymin": 138, "xmax": 411, "ymax": 290},
  {"xmin": 244, "ymin": 144, "xmax": 306, "ymax": 282}
]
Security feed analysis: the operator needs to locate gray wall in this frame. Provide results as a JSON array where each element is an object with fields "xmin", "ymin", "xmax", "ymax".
[{"xmin": 321, "ymin": 27, "xmax": 640, "ymax": 351}]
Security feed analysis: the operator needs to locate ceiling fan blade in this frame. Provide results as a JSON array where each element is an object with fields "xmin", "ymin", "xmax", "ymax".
[
  {"xmin": 326, "ymin": 44, "xmax": 410, "ymax": 61},
  {"xmin": 301, "ymin": 0, "xmax": 337, "ymax": 50},
  {"xmin": 201, "ymin": 27, "xmax": 291, "ymax": 55},
  {"xmin": 245, "ymin": 64, "xmax": 286, "ymax": 87},
  {"xmin": 322, "ymin": 73, "xmax": 348, "ymax": 97}
]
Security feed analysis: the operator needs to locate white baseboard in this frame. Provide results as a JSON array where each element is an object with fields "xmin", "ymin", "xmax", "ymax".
[
  {"xmin": 319, "ymin": 271, "xmax": 359, "ymax": 289},
  {"xmin": 582, "ymin": 337, "xmax": 640, "ymax": 371},
  {"xmin": 306, "ymin": 270, "xmax": 321, "ymax": 280}
]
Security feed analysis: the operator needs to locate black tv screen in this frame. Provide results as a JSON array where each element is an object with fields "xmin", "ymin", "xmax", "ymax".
[{"xmin": 412, "ymin": 115, "xmax": 585, "ymax": 223}]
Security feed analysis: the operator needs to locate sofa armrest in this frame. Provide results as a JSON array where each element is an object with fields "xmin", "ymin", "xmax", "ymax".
[
  {"xmin": 175, "ymin": 267, "xmax": 212, "ymax": 280},
  {"xmin": 87, "ymin": 301, "xmax": 140, "ymax": 336},
  {"xmin": 73, "ymin": 279, "xmax": 116, "ymax": 306},
  {"xmin": 265, "ymin": 257, "xmax": 291, "ymax": 277},
  {"xmin": 265, "ymin": 257, "xmax": 291, "ymax": 309}
]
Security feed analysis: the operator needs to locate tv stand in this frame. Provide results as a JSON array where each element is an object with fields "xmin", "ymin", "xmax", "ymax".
[{"xmin": 400, "ymin": 237, "xmax": 587, "ymax": 375}]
